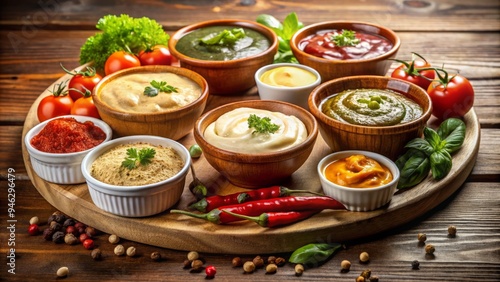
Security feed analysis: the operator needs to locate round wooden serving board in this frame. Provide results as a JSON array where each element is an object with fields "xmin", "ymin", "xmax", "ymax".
[{"xmin": 22, "ymin": 70, "xmax": 480, "ymax": 254}]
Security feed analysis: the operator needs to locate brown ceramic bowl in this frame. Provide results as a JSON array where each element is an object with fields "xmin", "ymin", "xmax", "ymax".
[
  {"xmin": 92, "ymin": 65, "xmax": 209, "ymax": 140},
  {"xmin": 290, "ymin": 21, "xmax": 401, "ymax": 82},
  {"xmin": 194, "ymin": 100, "xmax": 318, "ymax": 188},
  {"xmin": 169, "ymin": 19, "xmax": 278, "ymax": 95},
  {"xmin": 309, "ymin": 75, "xmax": 432, "ymax": 160}
]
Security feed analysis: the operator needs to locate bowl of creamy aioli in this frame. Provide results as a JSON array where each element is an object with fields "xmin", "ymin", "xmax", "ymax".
[
  {"xmin": 81, "ymin": 135, "xmax": 191, "ymax": 217},
  {"xmin": 92, "ymin": 65, "xmax": 209, "ymax": 140},
  {"xmin": 255, "ymin": 63, "xmax": 321, "ymax": 110},
  {"xmin": 193, "ymin": 99, "xmax": 318, "ymax": 188}
]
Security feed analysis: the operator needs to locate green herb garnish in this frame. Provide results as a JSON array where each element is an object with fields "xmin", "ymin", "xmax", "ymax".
[
  {"xmin": 331, "ymin": 29, "xmax": 360, "ymax": 47},
  {"xmin": 144, "ymin": 80, "xmax": 178, "ymax": 97},
  {"xmin": 121, "ymin": 147, "xmax": 156, "ymax": 169},
  {"xmin": 247, "ymin": 114, "xmax": 280, "ymax": 134},
  {"xmin": 256, "ymin": 12, "xmax": 303, "ymax": 63},
  {"xmin": 200, "ymin": 28, "xmax": 246, "ymax": 46},
  {"xmin": 79, "ymin": 14, "xmax": 169, "ymax": 71}
]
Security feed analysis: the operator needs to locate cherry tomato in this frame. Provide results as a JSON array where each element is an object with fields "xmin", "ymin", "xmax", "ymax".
[
  {"xmin": 37, "ymin": 80, "xmax": 74, "ymax": 122},
  {"xmin": 104, "ymin": 51, "xmax": 141, "ymax": 76},
  {"xmin": 61, "ymin": 64, "xmax": 103, "ymax": 101},
  {"xmin": 391, "ymin": 52, "xmax": 435, "ymax": 90},
  {"xmin": 427, "ymin": 71, "xmax": 474, "ymax": 120},
  {"xmin": 138, "ymin": 45, "xmax": 172, "ymax": 66},
  {"xmin": 70, "ymin": 89, "xmax": 100, "ymax": 119}
]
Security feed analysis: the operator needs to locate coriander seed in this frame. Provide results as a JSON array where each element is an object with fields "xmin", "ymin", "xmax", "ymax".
[
  {"xmin": 448, "ymin": 225, "xmax": 457, "ymax": 237},
  {"xmin": 114, "ymin": 244, "xmax": 125, "ymax": 256},
  {"xmin": 108, "ymin": 234, "xmax": 120, "ymax": 244},
  {"xmin": 243, "ymin": 261, "xmax": 255, "ymax": 273},
  {"xmin": 425, "ymin": 244, "xmax": 435, "ymax": 255},
  {"xmin": 91, "ymin": 248, "xmax": 102, "ymax": 260},
  {"xmin": 187, "ymin": 251, "xmax": 199, "ymax": 261},
  {"xmin": 417, "ymin": 233, "xmax": 427, "ymax": 243},
  {"xmin": 265, "ymin": 263, "xmax": 278, "ymax": 274},
  {"xmin": 359, "ymin": 252, "xmax": 370, "ymax": 263},
  {"xmin": 341, "ymin": 259, "xmax": 351, "ymax": 272},
  {"xmin": 126, "ymin": 246, "xmax": 136, "ymax": 257},
  {"xmin": 56, "ymin": 266, "xmax": 69, "ymax": 277},
  {"xmin": 295, "ymin": 264, "xmax": 304, "ymax": 276},
  {"xmin": 29, "ymin": 216, "xmax": 39, "ymax": 225}
]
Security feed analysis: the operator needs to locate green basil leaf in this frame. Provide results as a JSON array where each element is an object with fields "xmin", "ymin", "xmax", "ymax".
[
  {"xmin": 289, "ymin": 243, "xmax": 342, "ymax": 267},
  {"xmin": 430, "ymin": 150, "xmax": 452, "ymax": 180},
  {"xmin": 256, "ymin": 14, "xmax": 283, "ymax": 30},
  {"xmin": 423, "ymin": 126, "xmax": 444, "ymax": 151},
  {"xmin": 397, "ymin": 150, "xmax": 431, "ymax": 189},
  {"xmin": 282, "ymin": 12, "xmax": 302, "ymax": 40},
  {"xmin": 437, "ymin": 118, "xmax": 466, "ymax": 154},
  {"xmin": 404, "ymin": 138, "xmax": 434, "ymax": 156}
]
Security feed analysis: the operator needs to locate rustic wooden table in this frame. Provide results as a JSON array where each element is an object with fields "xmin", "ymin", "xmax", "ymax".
[{"xmin": 1, "ymin": 1, "xmax": 499, "ymax": 281}]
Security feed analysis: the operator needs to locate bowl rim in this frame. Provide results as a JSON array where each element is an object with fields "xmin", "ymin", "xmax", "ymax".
[
  {"xmin": 81, "ymin": 135, "xmax": 191, "ymax": 192},
  {"xmin": 25, "ymin": 115, "xmax": 113, "ymax": 159},
  {"xmin": 308, "ymin": 75, "xmax": 432, "ymax": 133},
  {"xmin": 254, "ymin": 62, "xmax": 322, "ymax": 90},
  {"xmin": 194, "ymin": 99, "xmax": 318, "ymax": 163},
  {"xmin": 91, "ymin": 65, "xmax": 209, "ymax": 118},
  {"xmin": 168, "ymin": 19, "xmax": 279, "ymax": 67},
  {"xmin": 317, "ymin": 150, "xmax": 400, "ymax": 192},
  {"xmin": 290, "ymin": 20, "xmax": 401, "ymax": 64}
]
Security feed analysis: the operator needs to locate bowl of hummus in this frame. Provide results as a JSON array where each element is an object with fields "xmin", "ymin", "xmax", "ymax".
[
  {"xmin": 92, "ymin": 65, "xmax": 209, "ymax": 140},
  {"xmin": 81, "ymin": 135, "xmax": 191, "ymax": 217},
  {"xmin": 193, "ymin": 99, "xmax": 318, "ymax": 188}
]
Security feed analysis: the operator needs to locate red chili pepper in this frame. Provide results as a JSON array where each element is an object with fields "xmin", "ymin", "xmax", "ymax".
[
  {"xmin": 189, "ymin": 186, "xmax": 324, "ymax": 212},
  {"xmin": 221, "ymin": 209, "xmax": 320, "ymax": 227},
  {"xmin": 171, "ymin": 196, "xmax": 345, "ymax": 224}
]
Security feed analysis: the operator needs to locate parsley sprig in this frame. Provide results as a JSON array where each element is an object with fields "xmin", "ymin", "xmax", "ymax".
[
  {"xmin": 144, "ymin": 80, "xmax": 178, "ymax": 97},
  {"xmin": 331, "ymin": 30, "xmax": 360, "ymax": 47},
  {"xmin": 247, "ymin": 114, "xmax": 280, "ymax": 134},
  {"xmin": 121, "ymin": 147, "xmax": 156, "ymax": 170},
  {"xmin": 200, "ymin": 28, "xmax": 246, "ymax": 46}
]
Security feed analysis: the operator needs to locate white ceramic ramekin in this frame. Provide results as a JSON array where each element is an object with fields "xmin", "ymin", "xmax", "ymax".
[
  {"xmin": 317, "ymin": 150, "xmax": 400, "ymax": 211},
  {"xmin": 24, "ymin": 115, "xmax": 112, "ymax": 184},
  {"xmin": 81, "ymin": 135, "xmax": 191, "ymax": 217}
]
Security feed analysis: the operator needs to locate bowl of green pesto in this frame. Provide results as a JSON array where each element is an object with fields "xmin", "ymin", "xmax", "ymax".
[{"xmin": 169, "ymin": 19, "xmax": 278, "ymax": 95}]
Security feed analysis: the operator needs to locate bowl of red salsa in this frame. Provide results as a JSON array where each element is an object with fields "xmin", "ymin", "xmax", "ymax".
[
  {"xmin": 290, "ymin": 21, "xmax": 401, "ymax": 82},
  {"xmin": 24, "ymin": 115, "xmax": 112, "ymax": 184}
]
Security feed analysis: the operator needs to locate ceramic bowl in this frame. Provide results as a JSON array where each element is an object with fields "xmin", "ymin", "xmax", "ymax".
[
  {"xmin": 193, "ymin": 100, "xmax": 318, "ymax": 188},
  {"xmin": 24, "ymin": 115, "xmax": 112, "ymax": 184},
  {"xmin": 317, "ymin": 150, "xmax": 400, "ymax": 211},
  {"xmin": 92, "ymin": 65, "xmax": 209, "ymax": 140},
  {"xmin": 81, "ymin": 135, "xmax": 191, "ymax": 217},
  {"xmin": 290, "ymin": 21, "xmax": 401, "ymax": 81},
  {"xmin": 309, "ymin": 75, "xmax": 432, "ymax": 160},
  {"xmin": 255, "ymin": 63, "xmax": 321, "ymax": 110},
  {"xmin": 169, "ymin": 19, "xmax": 278, "ymax": 95}
]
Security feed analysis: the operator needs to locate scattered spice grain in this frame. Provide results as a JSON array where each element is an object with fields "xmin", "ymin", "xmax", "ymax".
[
  {"xmin": 191, "ymin": 259, "xmax": 204, "ymax": 272},
  {"xmin": 29, "ymin": 216, "xmax": 39, "ymax": 225},
  {"xmin": 359, "ymin": 252, "xmax": 370, "ymax": 263},
  {"xmin": 232, "ymin": 257, "xmax": 243, "ymax": 267},
  {"xmin": 448, "ymin": 225, "xmax": 457, "ymax": 237},
  {"xmin": 56, "ymin": 266, "xmax": 69, "ymax": 277},
  {"xmin": 360, "ymin": 269, "xmax": 371, "ymax": 279},
  {"xmin": 356, "ymin": 276, "xmax": 366, "ymax": 282},
  {"xmin": 114, "ymin": 244, "xmax": 125, "ymax": 256},
  {"xmin": 253, "ymin": 255, "xmax": 264, "ymax": 268},
  {"xmin": 151, "ymin": 251, "xmax": 161, "ymax": 261},
  {"xmin": 108, "ymin": 234, "xmax": 120, "ymax": 244},
  {"xmin": 243, "ymin": 261, "xmax": 256, "ymax": 273},
  {"xmin": 187, "ymin": 251, "xmax": 199, "ymax": 261},
  {"xmin": 295, "ymin": 264, "xmax": 304, "ymax": 276},
  {"xmin": 411, "ymin": 260, "xmax": 420, "ymax": 270},
  {"xmin": 52, "ymin": 231, "xmax": 65, "ymax": 244},
  {"xmin": 266, "ymin": 263, "xmax": 278, "ymax": 274},
  {"xmin": 425, "ymin": 244, "xmax": 435, "ymax": 255},
  {"xmin": 64, "ymin": 233, "xmax": 79, "ymax": 245},
  {"xmin": 417, "ymin": 233, "xmax": 427, "ymax": 243},
  {"xmin": 275, "ymin": 257, "xmax": 286, "ymax": 266},
  {"xmin": 91, "ymin": 248, "xmax": 102, "ymax": 260},
  {"xmin": 126, "ymin": 246, "xmax": 136, "ymax": 257},
  {"xmin": 370, "ymin": 275, "xmax": 379, "ymax": 282},
  {"xmin": 341, "ymin": 259, "xmax": 351, "ymax": 272}
]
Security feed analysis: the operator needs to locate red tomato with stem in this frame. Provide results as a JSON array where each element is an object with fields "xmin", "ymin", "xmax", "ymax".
[
  {"xmin": 70, "ymin": 88, "xmax": 100, "ymax": 119},
  {"xmin": 138, "ymin": 45, "xmax": 172, "ymax": 66},
  {"xmin": 61, "ymin": 64, "xmax": 102, "ymax": 101},
  {"xmin": 391, "ymin": 52, "xmax": 435, "ymax": 90},
  {"xmin": 37, "ymin": 80, "xmax": 74, "ymax": 122},
  {"xmin": 104, "ymin": 51, "xmax": 141, "ymax": 76},
  {"xmin": 427, "ymin": 70, "xmax": 474, "ymax": 120}
]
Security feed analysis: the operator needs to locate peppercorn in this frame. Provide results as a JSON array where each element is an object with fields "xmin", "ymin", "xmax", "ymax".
[
  {"xmin": 63, "ymin": 218, "xmax": 75, "ymax": 228},
  {"xmin": 43, "ymin": 228, "xmax": 55, "ymax": 241},
  {"xmin": 56, "ymin": 266, "xmax": 69, "ymax": 277},
  {"xmin": 29, "ymin": 216, "xmax": 39, "ymax": 225},
  {"xmin": 356, "ymin": 276, "xmax": 365, "ymax": 282},
  {"xmin": 64, "ymin": 233, "xmax": 78, "ymax": 245},
  {"xmin": 370, "ymin": 275, "xmax": 379, "ymax": 282},
  {"xmin": 126, "ymin": 246, "xmax": 136, "ymax": 257},
  {"xmin": 191, "ymin": 259, "xmax": 204, "ymax": 272},
  {"xmin": 341, "ymin": 260, "xmax": 351, "ymax": 272},
  {"xmin": 85, "ymin": 226, "xmax": 97, "ymax": 237},
  {"xmin": 91, "ymin": 248, "xmax": 102, "ymax": 260},
  {"xmin": 83, "ymin": 239, "xmax": 95, "ymax": 250},
  {"xmin": 52, "ymin": 231, "xmax": 65, "ymax": 244},
  {"xmin": 253, "ymin": 255, "xmax": 264, "ymax": 268},
  {"xmin": 417, "ymin": 233, "xmax": 427, "ymax": 243},
  {"xmin": 53, "ymin": 213, "xmax": 66, "ymax": 224},
  {"xmin": 267, "ymin": 255, "xmax": 276, "ymax": 264},
  {"xmin": 151, "ymin": 251, "xmax": 162, "ymax": 262},
  {"xmin": 294, "ymin": 264, "xmax": 304, "ymax": 276},
  {"xmin": 425, "ymin": 244, "xmax": 435, "ymax": 255},
  {"xmin": 359, "ymin": 252, "xmax": 370, "ymax": 263},
  {"xmin": 79, "ymin": 233, "xmax": 90, "ymax": 243},
  {"xmin": 232, "ymin": 257, "xmax": 243, "ymax": 267},
  {"xmin": 205, "ymin": 265, "xmax": 216, "ymax": 278},
  {"xmin": 49, "ymin": 221, "xmax": 62, "ymax": 231},
  {"xmin": 28, "ymin": 224, "xmax": 39, "ymax": 236},
  {"xmin": 360, "ymin": 269, "xmax": 371, "ymax": 279},
  {"xmin": 448, "ymin": 225, "xmax": 457, "ymax": 237},
  {"xmin": 275, "ymin": 257, "xmax": 286, "ymax": 266},
  {"xmin": 108, "ymin": 234, "xmax": 120, "ymax": 244},
  {"xmin": 114, "ymin": 244, "xmax": 125, "ymax": 256},
  {"xmin": 187, "ymin": 251, "xmax": 199, "ymax": 261},
  {"xmin": 265, "ymin": 263, "xmax": 278, "ymax": 274},
  {"xmin": 243, "ymin": 261, "xmax": 255, "ymax": 273},
  {"xmin": 411, "ymin": 260, "xmax": 420, "ymax": 270},
  {"xmin": 183, "ymin": 259, "xmax": 192, "ymax": 269},
  {"xmin": 47, "ymin": 214, "xmax": 56, "ymax": 225},
  {"xmin": 74, "ymin": 221, "xmax": 86, "ymax": 230}
]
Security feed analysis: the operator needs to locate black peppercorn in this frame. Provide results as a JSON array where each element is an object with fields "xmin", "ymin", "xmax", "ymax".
[
  {"xmin": 54, "ymin": 214, "xmax": 66, "ymax": 224},
  {"xmin": 47, "ymin": 214, "xmax": 56, "ymax": 225},
  {"xmin": 49, "ymin": 222, "xmax": 62, "ymax": 232},
  {"xmin": 63, "ymin": 218, "xmax": 75, "ymax": 228},
  {"xmin": 52, "ymin": 231, "xmax": 65, "ymax": 244},
  {"xmin": 43, "ymin": 228, "xmax": 55, "ymax": 241},
  {"xmin": 411, "ymin": 260, "xmax": 420, "ymax": 270}
]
